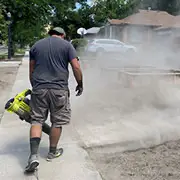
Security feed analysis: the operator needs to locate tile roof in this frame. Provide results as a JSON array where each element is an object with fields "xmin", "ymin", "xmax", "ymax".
[{"xmin": 108, "ymin": 10, "xmax": 180, "ymax": 28}]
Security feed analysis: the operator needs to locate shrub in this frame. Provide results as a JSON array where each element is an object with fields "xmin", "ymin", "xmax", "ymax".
[
  {"xmin": 71, "ymin": 38, "xmax": 88, "ymax": 51},
  {"xmin": 0, "ymin": 54, "xmax": 7, "ymax": 60}
]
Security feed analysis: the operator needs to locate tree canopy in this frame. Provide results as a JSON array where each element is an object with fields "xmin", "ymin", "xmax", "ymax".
[
  {"xmin": 91, "ymin": 0, "xmax": 141, "ymax": 25},
  {"xmin": 140, "ymin": 0, "xmax": 180, "ymax": 15},
  {"xmin": 0, "ymin": 2, "xmax": 7, "ymax": 43},
  {"xmin": 0, "ymin": 0, "xmax": 87, "ymax": 48}
]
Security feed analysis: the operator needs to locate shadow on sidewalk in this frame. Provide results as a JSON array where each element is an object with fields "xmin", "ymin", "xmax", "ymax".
[{"xmin": 0, "ymin": 137, "xmax": 49, "ymax": 174}]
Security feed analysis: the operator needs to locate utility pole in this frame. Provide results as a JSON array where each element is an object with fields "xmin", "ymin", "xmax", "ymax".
[{"xmin": 7, "ymin": 12, "xmax": 12, "ymax": 60}]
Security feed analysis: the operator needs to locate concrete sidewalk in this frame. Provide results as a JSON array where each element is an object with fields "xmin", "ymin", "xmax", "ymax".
[
  {"xmin": 0, "ymin": 61, "xmax": 21, "ymax": 67},
  {"xmin": 0, "ymin": 52, "xmax": 102, "ymax": 180}
]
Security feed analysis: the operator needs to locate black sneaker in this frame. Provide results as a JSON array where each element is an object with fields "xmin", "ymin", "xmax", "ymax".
[
  {"xmin": 25, "ymin": 154, "xmax": 39, "ymax": 173},
  {"xmin": 46, "ymin": 148, "xmax": 63, "ymax": 162}
]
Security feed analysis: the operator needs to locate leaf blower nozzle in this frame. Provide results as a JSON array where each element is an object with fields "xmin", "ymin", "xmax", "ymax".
[{"xmin": 5, "ymin": 89, "xmax": 51, "ymax": 135}]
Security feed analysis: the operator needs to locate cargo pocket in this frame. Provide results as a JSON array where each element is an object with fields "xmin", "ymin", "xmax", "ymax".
[
  {"xmin": 31, "ymin": 89, "xmax": 49, "ymax": 108},
  {"xmin": 50, "ymin": 90, "xmax": 67, "ymax": 109}
]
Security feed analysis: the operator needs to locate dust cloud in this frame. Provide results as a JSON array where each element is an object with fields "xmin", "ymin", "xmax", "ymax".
[
  {"xmin": 71, "ymin": 9, "xmax": 180, "ymax": 180},
  {"xmin": 72, "ymin": 27, "xmax": 180, "ymax": 180},
  {"xmin": 76, "ymin": 34, "xmax": 180, "ymax": 123},
  {"xmin": 71, "ymin": 10, "xmax": 180, "ymax": 153}
]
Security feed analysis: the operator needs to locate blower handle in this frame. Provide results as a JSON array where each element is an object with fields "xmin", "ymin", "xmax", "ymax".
[{"xmin": 25, "ymin": 89, "xmax": 32, "ymax": 97}]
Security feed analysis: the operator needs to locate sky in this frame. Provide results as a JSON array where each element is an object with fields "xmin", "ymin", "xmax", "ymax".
[{"xmin": 76, "ymin": 0, "xmax": 92, "ymax": 9}]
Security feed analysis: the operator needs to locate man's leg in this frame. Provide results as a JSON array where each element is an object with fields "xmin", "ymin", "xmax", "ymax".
[
  {"xmin": 47, "ymin": 124, "xmax": 63, "ymax": 161},
  {"xmin": 49, "ymin": 126, "xmax": 62, "ymax": 152},
  {"xmin": 30, "ymin": 124, "xmax": 42, "ymax": 156},
  {"xmin": 46, "ymin": 126, "xmax": 63, "ymax": 161},
  {"xmin": 25, "ymin": 125, "xmax": 42, "ymax": 172},
  {"xmin": 25, "ymin": 89, "xmax": 49, "ymax": 172},
  {"xmin": 46, "ymin": 89, "xmax": 71, "ymax": 161}
]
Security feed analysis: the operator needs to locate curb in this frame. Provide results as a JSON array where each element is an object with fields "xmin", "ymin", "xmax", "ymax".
[{"xmin": 84, "ymin": 128, "xmax": 180, "ymax": 155}]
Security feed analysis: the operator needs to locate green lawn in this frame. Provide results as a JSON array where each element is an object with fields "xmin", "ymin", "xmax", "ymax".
[
  {"xmin": 15, "ymin": 48, "xmax": 26, "ymax": 55},
  {"xmin": 0, "ymin": 48, "xmax": 25, "ymax": 61}
]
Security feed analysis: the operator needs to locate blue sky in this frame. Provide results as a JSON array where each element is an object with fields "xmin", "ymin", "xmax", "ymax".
[{"xmin": 76, "ymin": 0, "xmax": 92, "ymax": 9}]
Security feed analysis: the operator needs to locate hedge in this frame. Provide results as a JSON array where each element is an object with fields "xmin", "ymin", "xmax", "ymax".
[{"xmin": 71, "ymin": 38, "xmax": 88, "ymax": 51}]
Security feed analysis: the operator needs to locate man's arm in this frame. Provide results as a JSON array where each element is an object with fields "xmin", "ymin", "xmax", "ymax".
[
  {"xmin": 68, "ymin": 44, "xmax": 83, "ymax": 96},
  {"xmin": 70, "ymin": 58, "xmax": 83, "ymax": 87},
  {"xmin": 29, "ymin": 60, "xmax": 35, "ymax": 86},
  {"xmin": 29, "ymin": 48, "xmax": 36, "ymax": 86}
]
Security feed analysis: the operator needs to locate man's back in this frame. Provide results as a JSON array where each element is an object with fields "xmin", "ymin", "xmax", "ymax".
[
  {"xmin": 26, "ymin": 27, "xmax": 83, "ymax": 173},
  {"xmin": 30, "ymin": 36, "xmax": 76, "ymax": 90}
]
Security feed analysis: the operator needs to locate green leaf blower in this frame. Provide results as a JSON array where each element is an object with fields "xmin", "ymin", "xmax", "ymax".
[{"xmin": 4, "ymin": 89, "xmax": 50, "ymax": 135}]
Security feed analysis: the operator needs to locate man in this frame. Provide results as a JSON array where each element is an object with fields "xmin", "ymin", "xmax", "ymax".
[{"xmin": 25, "ymin": 27, "xmax": 83, "ymax": 172}]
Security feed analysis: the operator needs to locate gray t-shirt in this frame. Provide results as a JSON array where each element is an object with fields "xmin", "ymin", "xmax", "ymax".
[{"xmin": 30, "ymin": 36, "xmax": 77, "ymax": 90}]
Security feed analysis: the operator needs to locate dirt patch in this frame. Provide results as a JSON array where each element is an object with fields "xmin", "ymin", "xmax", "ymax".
[
  {"xmin": 0, "ymin": 66, "xmax": 19, "ymax": 120},
  {"xmin": 88, "ymin": 140, "xmax": 180, "ymax": 180}
]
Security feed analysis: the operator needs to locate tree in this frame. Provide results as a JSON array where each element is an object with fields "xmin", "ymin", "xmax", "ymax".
[
  {"xmin": 65, "ymin": 3, "xmax": 96, "ymax": 39},
  {"xmin": 0, "ymin": 3, "xmax": 7, "ymax": 44},
  {"xmin": 140, "ymin": 0, "xmax": 180, "ymax": 15},
  {"xmin": 50, "ymin": 0, "xmax": 90, "ymax": 39},
  {"xmin": 0, "ymin": 0, "xmax": 89, "ymax": 49},
  {"xmin": 1, "ymin": 0, "xmax": 52, "ymax": 51},
  {"xmin": 91, "ymin": 0, "xmax": 141, "ymax": 25}
]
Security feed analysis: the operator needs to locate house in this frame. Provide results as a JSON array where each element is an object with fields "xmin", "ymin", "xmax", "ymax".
[{"xmin": 100, "ymin": 9, "xmax": 180, "ymax": 46}]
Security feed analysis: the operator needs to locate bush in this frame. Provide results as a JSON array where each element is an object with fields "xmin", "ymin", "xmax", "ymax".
[
  {"xmin": 71, "ymin": 38, "xmax": 88, "ymax": 51},
  {"xmin": 0, "ymin": 54, "xmax": 7, "ymax": 60},
  {"xmin": 15, "ymin": 48, "xmax": 25, "ymax": 55}
]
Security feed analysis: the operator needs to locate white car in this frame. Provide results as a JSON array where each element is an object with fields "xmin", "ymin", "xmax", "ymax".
[{"xmin": 85, "ymin": 38, "xmax": 137, "ymax": 55}]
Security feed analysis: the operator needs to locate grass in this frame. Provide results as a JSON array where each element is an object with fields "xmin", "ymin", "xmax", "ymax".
[
  {"xmin": 0, "ymin": 54, "xmax": 8, "ymax": 60},
  {"xmin": 15, "ymin": 48, "xmax": 26, "ymax": 55},
  {"xmin": 0, "ymin": 48, "xmax": 26, "ymax": 61}
]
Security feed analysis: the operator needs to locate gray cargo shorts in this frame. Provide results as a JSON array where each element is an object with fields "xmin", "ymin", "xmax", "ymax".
[{"xmin": 30, "ymin": 89, "xmax": 71, "ymax": 128}]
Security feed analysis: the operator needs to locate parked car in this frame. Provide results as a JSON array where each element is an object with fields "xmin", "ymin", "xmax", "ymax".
[{"xmin": 85, "ymin": 38, "xmax": 137, "ymax": 56}]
